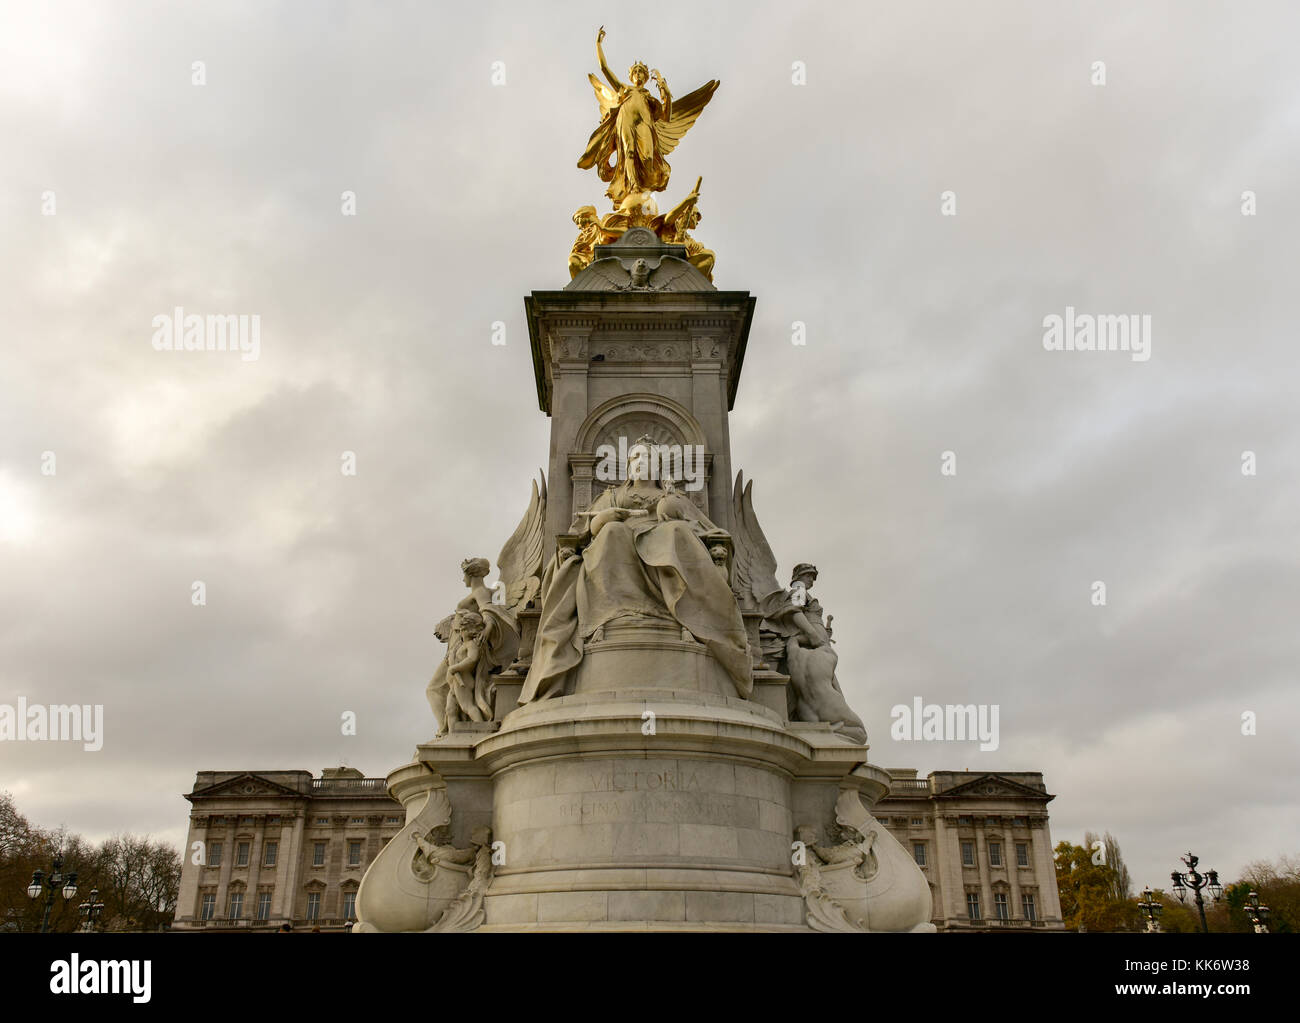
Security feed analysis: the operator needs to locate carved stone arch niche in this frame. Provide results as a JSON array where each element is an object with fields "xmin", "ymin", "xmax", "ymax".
[{"xmin": 570, "ymin": 393, "xmax": 714, "ymax": 518}]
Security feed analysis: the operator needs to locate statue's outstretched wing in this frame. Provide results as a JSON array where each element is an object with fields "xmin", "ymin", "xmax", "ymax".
[
  {"xmin": 496, "ymin": 471, "xmax": 548, "ymax": 612},
  {"xmin": 654, "ymin": 80, "xmax": 719, "ymax": 156},
  {"xmin": 588, "ymin": 72, "xmax": 619, "ymax": 121},
  {"xmin": 731, "ymin": 470, "xmax": 782, "ymax": 609},
  {"xmin": 577, "ymin": 75, "xmax": 620, "ymax": 175}
]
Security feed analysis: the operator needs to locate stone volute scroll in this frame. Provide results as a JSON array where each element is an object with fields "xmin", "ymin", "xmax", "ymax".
[
  {"xmin": 795, "ymin": 789, "xmax": 936, "ymax": 933},
  {"xmin": 353, "ymin": 783, "xmax": 492, "ymax": 933}
]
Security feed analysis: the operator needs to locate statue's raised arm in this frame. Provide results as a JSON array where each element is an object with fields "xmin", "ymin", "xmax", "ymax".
[{"xmin": 595, "ymin": 25, "xmax": 622, "ymax": 91}]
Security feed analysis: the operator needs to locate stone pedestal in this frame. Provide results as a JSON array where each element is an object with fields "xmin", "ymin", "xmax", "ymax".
[{"xmin": 357, "ymin": 679, "xmax": 933, "ymax": 932}]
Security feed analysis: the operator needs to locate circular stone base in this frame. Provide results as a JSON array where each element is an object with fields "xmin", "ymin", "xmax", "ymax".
[{"xmin": 483, "ymin": 748, "xmax": 807, "ymax": 930}]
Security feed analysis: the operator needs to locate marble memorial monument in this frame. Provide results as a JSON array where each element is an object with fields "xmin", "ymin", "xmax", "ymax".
[{"xmin": 354, "ymin": 29, "xmax": 933, "ymax": 933}]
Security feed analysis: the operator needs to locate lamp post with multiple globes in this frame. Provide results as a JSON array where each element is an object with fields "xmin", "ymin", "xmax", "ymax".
[
  {"xmin": 1243, "ymin": 890, "xmax": 1271, "ymax": 934},
  {"xmin": 1169, "ymin": 852, "xmax": 1222, "ymax": 934},
  {"xmin": 1137, "ymin": 887, "xmax": 1163, "ymax": 932},
  {"xmin": 26, "ymin": 854, "xmax": 78, "ymax": 933}
]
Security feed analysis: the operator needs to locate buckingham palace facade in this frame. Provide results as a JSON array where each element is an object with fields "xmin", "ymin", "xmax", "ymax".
[{"xmin": 172, "ymin": 765, "xmax": 1064, "ymax": 932}]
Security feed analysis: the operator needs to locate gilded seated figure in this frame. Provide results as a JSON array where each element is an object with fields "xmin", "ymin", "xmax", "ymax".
[{"xmin": 518, "ymin": 440, "xmax": 750, "ymax": 703}]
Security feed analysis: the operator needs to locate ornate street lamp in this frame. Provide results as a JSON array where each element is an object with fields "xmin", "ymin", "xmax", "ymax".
[
  {"xmin": 1169, "ymin": 851, "xmax": 1221, "ymax": 934},
  {"xmin": 79, "ymin": 888, "xmax": 106, "ymax": 932},
  {"xmin": 1243, "ymin": 890, "xmax": 1270, "ymax": 934},
  {"xmin": 27, "ymin": 855, "xmax": 79, "ymax": 933},
  {"xmin": 1137, "ymin": 887, "xmax": 1163, "ymax": 932}
]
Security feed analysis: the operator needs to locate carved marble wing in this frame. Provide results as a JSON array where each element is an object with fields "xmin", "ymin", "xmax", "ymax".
[
  {"xmin": 570, "ymin": 258, "xmax": 630, "ymax": 291},
  {"xmin": 654, "ymin": 80, "xmax": 720, "ymax": 156},
  {"xmin": 496, "ymin": 471, "xmax": 547, "ymax": 612},
  {"xmin": 731, "ymin": 471, "xmax": 782, "ymax": 610},
  {"xmin": 652, "ymin": 259, "xmax": 711, "ymax": 291}
]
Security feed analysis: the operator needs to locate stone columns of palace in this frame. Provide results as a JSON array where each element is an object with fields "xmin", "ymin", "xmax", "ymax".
[
  {"xmin": 1029, "ymin": 816, "xmax": 1062, "ymax": 921},
  {"xmin": 934, "ymin": 815, "xmax": 962, "ymax": 925},
  {"xmin": 214, "ymin": 819, "xmax": 235, "ymax": 916},
  {"xmin": 1005, "ymin": 821, "xmax": 1023, "ymax": 921},
  {"xmin": 274, "ymin": 810, "xmax": 306, "ymax": 920},
  {"xmin": 178, "ymin": 816, "xmax": 207, "ymax": 919},
  {"xmin": 244, "ymin": 816, "xmax": 266, "ymax": 917},
  {"xmin": 973, "ymin": 822, "xmax": 993, "ymax": 924}
]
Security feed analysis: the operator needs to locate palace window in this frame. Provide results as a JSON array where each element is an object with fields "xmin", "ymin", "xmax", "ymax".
[
  {"xmin": 910, "ymin": 817, "xmax": 924, "ymax": 827},
  {"xmin": 961, "ymin": 841, "xmax": 974, "ymax": 867},
  {"xmin": 264, "ymin": 841, "xmax": 278, "ymax": 867},
  {"xmin": 994, "ymin": 892, "xmax": 1009, "ymax": 920},
  {"xmin": 306, "ymin": 892, "xmax": 321, "ymax": 921},
  {"xmin": 1022, "ymin": 893, "xmax": 1037, "ymax": 921},
  {"xmin": 228, "ymin": 891, "xmax": 243, "ymax": 919},
  {"xmin": 342, "ymin": 891, "xmax": 357, "ymax": 920},
  {"xmin": 385, "ymin": 816, "xmax": 402, "ymax": 824},
  {"xmin": 200, "ymin": 893, "xmax": 215, "ymax": 920},
  {"xmin": 316, "ymin": 817, "xmax": 329, "ymax": 825},
  {"xmin": 1016, "ymin": 842, "xmax": 1029, "ymax": 867},
  {"xmin": 313, "ymin": 842, "xmax": 326, "ymax": 866},
  {"xmin": 966, "ymin": 893, "xmax": 981, "ymax": 920},
  {"xmin": 208, "ymin": 841, "xmax": 222, "ymax": 867},
  {"xmin": 236, "ymin": 841, "xmax": 250, "ymax": 867},
  {"xmin": 350, "ymin": 816, "xmax": 365, "ymax": 824},
  {"xmin": 912, "ymin": 843, "xmax": 926, "ymax": 866},
  {"xmin": 348, "ymin": 840, "xmax": 363, "ymax": 866},
  {"xmin": 989, "ymin": 842, "xmax": 1002, "ymax": 867},
  {"xmin": 957, "ymin": 816, "xmax": 972, "ymax": 826},
  {"xmin": 256, "ymin": 891, "xmax": 272, "ymax": 920}
]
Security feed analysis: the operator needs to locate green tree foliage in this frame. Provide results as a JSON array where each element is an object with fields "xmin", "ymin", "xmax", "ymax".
[{"xmin": 1055, "ymin": 837, "xmax": 1142, "ymax": 932}]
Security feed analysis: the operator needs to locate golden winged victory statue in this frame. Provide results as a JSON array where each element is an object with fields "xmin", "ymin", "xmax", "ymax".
[{"xmin": 577, "ymin": 26, "xmax": 718, "ymax": 213}]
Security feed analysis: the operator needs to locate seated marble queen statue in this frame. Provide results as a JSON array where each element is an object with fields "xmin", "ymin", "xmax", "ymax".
[{"xmin": 518, "ymin": 439, "xmax": 751, "ymax": 703}]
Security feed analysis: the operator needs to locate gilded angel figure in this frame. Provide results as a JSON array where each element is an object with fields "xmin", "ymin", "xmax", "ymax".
[{"xmin": 577, "ymin": 26, "xmax": 719, "ymax": 211}]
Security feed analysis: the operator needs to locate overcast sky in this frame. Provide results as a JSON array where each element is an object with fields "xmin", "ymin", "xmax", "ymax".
[{"xmin": 2, "ymin": 0, "xmax": 1297, "ymax": 894}]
